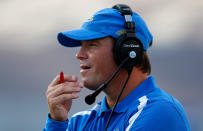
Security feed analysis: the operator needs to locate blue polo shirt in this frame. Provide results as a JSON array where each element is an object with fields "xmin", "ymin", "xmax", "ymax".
[{"xmin": 44, "ymin": 76, "xmax": 190, "ymax": 131}]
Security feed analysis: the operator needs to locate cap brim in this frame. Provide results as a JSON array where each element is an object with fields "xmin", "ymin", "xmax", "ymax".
[{"xmin": 57, "ymin": 28, "xmax": 108, "ymax": 47}]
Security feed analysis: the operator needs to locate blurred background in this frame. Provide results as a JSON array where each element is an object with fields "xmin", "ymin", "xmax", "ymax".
[{"xmin": 0, "ymin": 0, "xmax": 203, "ymax": 130}]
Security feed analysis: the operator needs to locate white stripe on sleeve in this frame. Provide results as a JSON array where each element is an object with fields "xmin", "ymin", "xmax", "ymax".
[{"xmin": 125, "ymin": 95, "xmax": 148, "ymax": 131}]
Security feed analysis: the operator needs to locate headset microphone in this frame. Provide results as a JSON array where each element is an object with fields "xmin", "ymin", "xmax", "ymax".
[{"xmin": 85, "ymin": 57, "xmax": 129, "ymax": 105}]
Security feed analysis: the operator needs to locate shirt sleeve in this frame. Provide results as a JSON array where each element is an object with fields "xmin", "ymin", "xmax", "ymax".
[
  {"xmin": 43, "ymin": 113, "xmax": 69, "ymax": 131},
  {"xmin": 128, "ymin": 101, "xmax": 190, "ymax": 131}
]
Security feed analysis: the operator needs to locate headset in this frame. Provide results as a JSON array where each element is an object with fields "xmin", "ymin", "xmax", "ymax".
[{"xmin": 112, "ymin": 4, "xmax": 143, "ymax": 71}]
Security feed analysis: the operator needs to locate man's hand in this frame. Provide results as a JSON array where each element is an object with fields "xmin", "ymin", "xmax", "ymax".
[{"xmin": 46, "ymin": 75, "xmax": 83, "ymax": 121}]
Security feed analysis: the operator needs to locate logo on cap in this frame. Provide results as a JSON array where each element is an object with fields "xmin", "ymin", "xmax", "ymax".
[
  {"xmin": 86, "ymin": 15, "xmax": 94, "ymax": 22},
  {"xmin": 116, "ymin": 30, "xmax": 126, "ymax": 36}
]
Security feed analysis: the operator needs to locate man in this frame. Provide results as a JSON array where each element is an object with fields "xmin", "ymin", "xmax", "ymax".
[{"xmin": 44, "ymin": 4, "xmax": 190, "ymax": 131}]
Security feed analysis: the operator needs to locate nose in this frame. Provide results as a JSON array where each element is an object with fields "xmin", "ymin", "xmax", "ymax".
[{"xmin": 76, "ymin": 47, "xmax": 88, "ymax": 60}]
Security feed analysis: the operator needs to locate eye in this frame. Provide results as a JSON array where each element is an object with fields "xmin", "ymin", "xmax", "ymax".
[
  {"xmin": 81, "ymin": 40, "xmax": 97, "ymax": 47},
  {"xmin": 88, "ymin": 43, "xmax": 97, "ymax": 47}
]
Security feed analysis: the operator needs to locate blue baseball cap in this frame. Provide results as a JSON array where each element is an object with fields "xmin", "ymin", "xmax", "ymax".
[{"xmin": 57, "ymin": 8, "xmax": 153, "ymax": 50}]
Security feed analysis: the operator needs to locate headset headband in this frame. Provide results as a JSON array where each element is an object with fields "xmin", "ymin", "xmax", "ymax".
[{"xmin": 112, "ymin": 4, "xmax": 135, "ymax": 34}]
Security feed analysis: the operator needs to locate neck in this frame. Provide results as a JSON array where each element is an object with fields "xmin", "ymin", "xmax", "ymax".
[{"xmin": 104, "ymin": 67, "xmax": 148, "ymax": 109}]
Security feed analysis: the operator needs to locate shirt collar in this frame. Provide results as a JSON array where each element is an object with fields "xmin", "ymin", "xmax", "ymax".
[{"xmin": 97, "ymin": 76, "xmax": 158, "ymax": 116}]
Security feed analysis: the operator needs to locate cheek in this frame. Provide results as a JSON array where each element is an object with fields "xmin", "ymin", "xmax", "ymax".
[{"xmin": 94, "ymin": 51, "xmax": 117, "ymax": 77}]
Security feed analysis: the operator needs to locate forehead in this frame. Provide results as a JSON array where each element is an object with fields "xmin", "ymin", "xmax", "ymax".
[{"xmin": 81, "ymin": 36, "xmax": 114, "ymax": 45}]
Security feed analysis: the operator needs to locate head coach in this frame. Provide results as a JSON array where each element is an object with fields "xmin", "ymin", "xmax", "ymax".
[{"xmin": 44, "ymin": 4, "xmax": 190, "ymax": 131}]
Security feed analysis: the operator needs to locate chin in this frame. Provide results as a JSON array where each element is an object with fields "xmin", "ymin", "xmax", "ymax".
[
  {"xmin": 82, "ymin": 78, "xmax": 100, "ymax": 91},
  {"xmin": 84, "ymin": 83, "xmax": 98, "ymax": 91}
]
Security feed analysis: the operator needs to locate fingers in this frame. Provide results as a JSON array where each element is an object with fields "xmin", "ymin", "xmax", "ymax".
[
  {"xmin": 47, "ymin": 82, "xmax": 82, "ymax": 98},
  {"xmin": 50, "ymin": 93, "xmax": 79, "ymax": 105},
  {"xmin": 49, "ymin": 74, "xmax": 78, "ymax": 87},
  {"xmin": 46, "ymin": 74, "xmax": 82, "ymax": 121},
  {"xmin": 64, "ymin": 75, "xmax": 78, "ymax": 82},
  {"xmin": 47, "ymin": 74, "xmax": 83, "ymax": 104}
]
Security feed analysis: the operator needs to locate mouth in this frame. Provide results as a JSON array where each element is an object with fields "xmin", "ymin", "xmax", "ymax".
[
  {"xmin": 80, "ymin": 64, "xmax": 91, "ymax": 75},
  {"xmin": 80, "ymin": 64, "xmax": 92, "ymax": 74},
  {"xmin": 80, "ymin": 64, "xmax": 91, "ymax": 70}
]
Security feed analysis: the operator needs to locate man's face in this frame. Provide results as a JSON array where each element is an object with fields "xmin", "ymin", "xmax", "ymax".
[{"xmin": 76, "ymin": 37, "xmax": 118, "ymax": 90}]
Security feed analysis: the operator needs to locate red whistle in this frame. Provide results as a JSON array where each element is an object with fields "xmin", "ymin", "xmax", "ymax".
[{"xmin": 60, "ymin": 71, "xmax": 64, "ymax": 83}]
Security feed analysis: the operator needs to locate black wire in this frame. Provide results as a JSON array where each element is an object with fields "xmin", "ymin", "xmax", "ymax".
[{"xmin": 104, "ymin": 67, "xmax": 133, "ymax": 131}]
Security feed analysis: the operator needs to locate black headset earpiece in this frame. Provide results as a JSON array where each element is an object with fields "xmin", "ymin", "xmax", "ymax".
[{"xmin": 112, "ymin": 4, "xmax": 143, "ymax": 70}]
